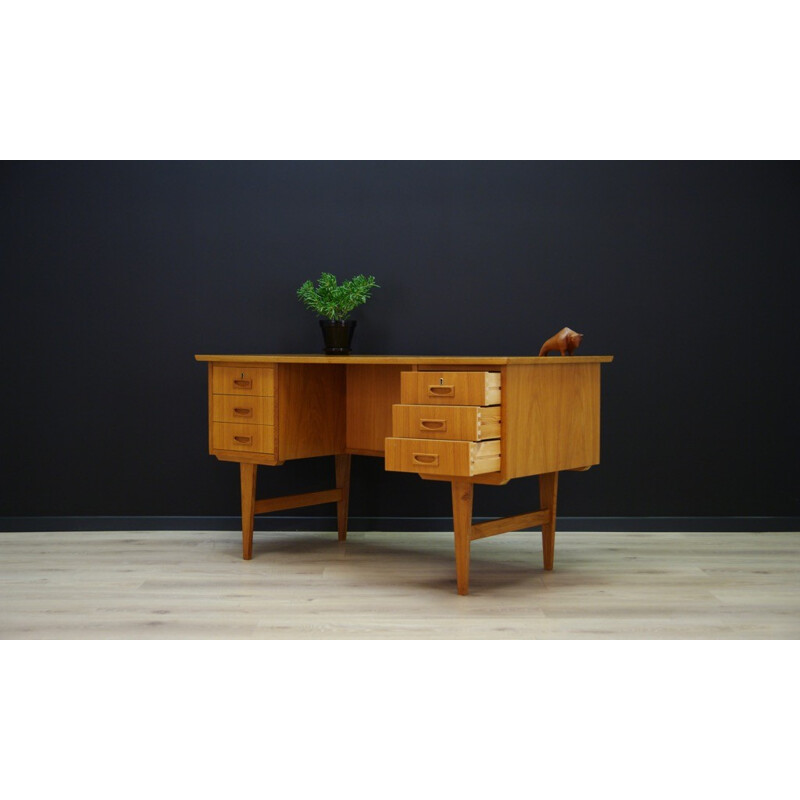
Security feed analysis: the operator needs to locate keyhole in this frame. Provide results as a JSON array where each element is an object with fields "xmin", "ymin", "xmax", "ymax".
[
  {"xmin": 440, "ymin": 377, "xmax": 443, "ymax": 385},
  {"xmin": 241, "ymin": 372, "xmax": 244, "ymax": 379}
]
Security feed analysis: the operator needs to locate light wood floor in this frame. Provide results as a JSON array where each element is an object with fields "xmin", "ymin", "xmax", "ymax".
[{"xmin": 1, "ymin": 529, "xmax": 798, "ymax": 639}]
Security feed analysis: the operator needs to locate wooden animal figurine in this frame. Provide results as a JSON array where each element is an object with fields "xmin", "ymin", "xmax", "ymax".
[{"xmin": 539, "ymin": 327, "xmax": 583, "ymax": 356}]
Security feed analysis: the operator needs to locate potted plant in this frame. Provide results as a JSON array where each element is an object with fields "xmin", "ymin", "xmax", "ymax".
[{"xmin": 296, "ymin": 272, "xmax": 379, "ymax": 355}]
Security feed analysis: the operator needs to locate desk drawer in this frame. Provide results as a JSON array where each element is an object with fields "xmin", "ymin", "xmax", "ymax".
[
  {"xmin": 385, "ymin": 437, "xmax": 501, "ymax": 476},
  {"xmin": 212, "ymin": 366, "xmax": 275, "ymax": 396},
  {"xmin": 212, "ymin": 395, "xmax": 275, "ymax": 424},
  {"xmin": 212, "ymin": 422, "xmax": 275, "ymax": 454},
  {"xmin": 400, "ymin": 371, "xmax": 500, "ymax": 406},
  {"xmin": 392, "ymin": 404, "xmax": 500, "ymax": 441}
]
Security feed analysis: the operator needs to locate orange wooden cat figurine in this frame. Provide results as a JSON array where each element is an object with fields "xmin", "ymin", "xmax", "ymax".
[{"xmin": 539, "ymin": 327, "xmax": 583, "ymax": 356}]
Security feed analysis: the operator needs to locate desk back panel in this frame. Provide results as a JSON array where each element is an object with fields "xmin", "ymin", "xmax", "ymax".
[
  {"xmin": 346, "ymin": 364, "xmax": 406, "ymax": 455},
  {"xmin": 278, "ymin": 364, "xmax": 346, "ymax": 460}
]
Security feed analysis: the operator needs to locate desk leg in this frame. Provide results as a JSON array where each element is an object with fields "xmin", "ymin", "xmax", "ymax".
[
  {"xmin": 451, "ymin": 479, "xmax": 474, "ymax": 595},
  {"xmin": 240, "ymin": 462, "xmax": 257, "ymax": 560},
  {"xmin": 335, "ymin": 454, "xmax": 351, "ymax": 542},
  {"xmin": 539, "ymin": 471, "xmax": 558, "ymax": 570}
]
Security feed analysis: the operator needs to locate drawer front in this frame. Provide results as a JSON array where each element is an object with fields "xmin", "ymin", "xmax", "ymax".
[
  {"xmin": 392, "ymin": 404, "xmax": 501, "ymax": 441},
  {"xmin": 400, "ymin": 371, "xmax": 501, "ymax": 406},
  {"xmin": 212, "ymin": 395, "xmax": 275, "ymax": 425},
  {"xmin": 212, "ymin": 422, "xmax": 275, "ymax": 454},
  {"xmin": 212, "ymin": 366, "xmax": 275, "ymax": 396},
  {"xmin": 385, "ymin": 438, "xmax": 501, "ymax": 476}
]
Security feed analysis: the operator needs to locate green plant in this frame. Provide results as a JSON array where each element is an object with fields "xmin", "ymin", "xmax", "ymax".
[{"xmin": 296, "ymin": 273, "xmax": 379, "ymax": 322}]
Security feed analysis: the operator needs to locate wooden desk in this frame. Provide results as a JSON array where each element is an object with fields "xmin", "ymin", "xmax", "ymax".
[{"xmin": 194, "ymin": 354, "xmax": 613, "ymax": 594}]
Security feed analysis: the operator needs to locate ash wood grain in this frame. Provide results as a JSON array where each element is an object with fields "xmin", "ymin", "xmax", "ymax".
[
  {"xmin": 385, "ymin": 438, "xmax": 501, "ymax": 477},
  {"xmin": 212, "ymin": 423, "xmax": 274, "ymax": 454},
  {"xmin": 392, "ymin": 404, "xmax": 501, "ymax": 441},
  {"xmin": 211, "ymin": 451, "xmax": 282, "ymax": 466},
  {"xmin": 539, "ymin": 472, "xmax": 558, "ymax": 570},
  {"xmin": 418, "ymin": 472, "xmax": 509, "ymax": 485},
  {"xmin": 451, "ymin": 479, "xmax": 474, "ymax": 595},
  {"xmin": 400, "ymin": 371, "xmax": 501, "ymax": 406},
  {"xmin": 240, "ymin": 463, "xmax": 257, "ymax": 560},
  {"xmin": 346, "ymin": 365, "xmax": 405, "ymax": 453},
  {"xmin": 503, "ymin": 363, "xmax": 600, "ymax": 477},
  {"xmin": 277, "ymin": 364, "xmax": 345, "ymax": 460},
  {"xmin": 253, "ymin": 489, "xmax": 343, "ymax": 515},
  {"xmin": 415, "ymin": 364, "xmax": 504, "ymax": 372},
  {"xmin": 207, "ymin": 363, "xmax": 213, "ymax": 455},
  {"xmin": 212, "ymin": 366, "xmax": 275, "ymax": 396},
  {"xmin": 199, "ymin": 353, "xmax": 613, "ymax": 593},
  {"xmin": 470, "ymin": 510, "xmax": 551, "ymax": 541},
  {"xmin": 335, "ymin": 454, "xmax": 351, "ymax": 542},
  {"xmin": 212, "ymin": 396, "xmax": 274, "ymax": 424},
  {"xmin": 196, "ymin": 355, "xmax": 614, "ymax": 366}
]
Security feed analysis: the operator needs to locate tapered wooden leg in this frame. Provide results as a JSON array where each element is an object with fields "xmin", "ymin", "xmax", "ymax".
[
  {"xmin": 335, "ymin": 454, "xmax": 351, "ymax": 542},
  {"xmin": 539, "ymin": 471, "xmax": 559, "ymax": 570},
  {"xmin": 240, "ymin": 462, "xmax": 257, "ymax": 560},
  {"xmin": 451, "ymin": 479, "xmax": 474, "ymax": 595}
]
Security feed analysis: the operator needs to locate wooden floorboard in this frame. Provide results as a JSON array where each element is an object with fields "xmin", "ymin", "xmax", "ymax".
[{"xmin": 1, "ymin": 530, "xmax": 798, "ymax": 639}]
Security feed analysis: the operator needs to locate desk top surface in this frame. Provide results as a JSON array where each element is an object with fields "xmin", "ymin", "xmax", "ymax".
[{"xmin": 195, "ymin": 354, "xmax": 614, "ymax": 365}]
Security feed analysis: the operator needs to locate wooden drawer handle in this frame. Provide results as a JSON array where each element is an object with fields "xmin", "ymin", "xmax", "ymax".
[
  {"xmin": 233, "ymin": 379, "xmax": 253, "ymax": 389},
  {"xmin": 420, "ymin": 419, "xmax": 446, "ymax": 432},
  {"xmin": 233, "ymin": 435, "xmax": 253, "ymax": 445},
  {"xmin": 412, "ymin": 453, "xmax": 439, "ymax": 466},
  {"xmin": 428, "ymin": 385, "xmax": 454, "ymax": 397},
  {"xmin": 233, "ymin": 407, "xmax": 253, "ymax": 417}
]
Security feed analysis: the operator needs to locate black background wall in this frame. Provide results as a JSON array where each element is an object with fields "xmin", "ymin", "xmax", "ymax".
[{"xmin": 2, "ymin": 161, "xmax": 798, "ymax": 529}]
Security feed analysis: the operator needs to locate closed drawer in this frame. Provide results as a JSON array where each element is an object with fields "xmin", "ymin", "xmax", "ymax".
[
  {"xmin": 400, "ymin": 371, "xmax": 501, "ymax": 406},
  {"xmin": 212, "ymin": 422, "xmax": 275, "ymax": 454},
  {"xmin": 212, "ymin": 395, "xmax": 275, "ymax": 424},
  {"xmin": 385, "ymin": 437, "xmax": 501, "ymax": 476},
  {"xmin": 212, "ymin": 366, "xmax": 275, "ymax": 396},
  {"xmin": 392, "ymin": 404, "xmax": 501, "ymax": 441}
]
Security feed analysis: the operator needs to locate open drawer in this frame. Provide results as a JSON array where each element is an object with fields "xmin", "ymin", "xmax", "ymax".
[
  {"xmin": 385, "ymin": 437, "xmax": 501, "ymax": 476},
  {"xmin": 400, "ymin": 371, "xmax": 501, "ymax": 406},
  {"xmin": 392, "ymin": 404, "xmax": 500, "ymax": 440}
]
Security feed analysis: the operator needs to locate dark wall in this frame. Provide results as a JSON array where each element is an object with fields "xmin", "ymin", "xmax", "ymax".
[{"xmin": 2, "ymin": 161, "xmax": 798, "ymax": 523}]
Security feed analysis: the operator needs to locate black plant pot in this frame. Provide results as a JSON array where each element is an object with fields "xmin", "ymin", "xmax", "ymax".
[{"xmin": 320, "ymin": 320, "xmax": 357, "ymax": 355}]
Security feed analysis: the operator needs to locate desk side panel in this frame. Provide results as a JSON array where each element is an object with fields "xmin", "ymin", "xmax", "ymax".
[
  {"xmin": 504, "ymin": 363, "xmax": 601, "ymax": 477},
  {"xmin": 207, "ymin": 363, "xmax": 214, "ymax": 455},
  {"xmin": 278, "ymin": 364, "xmax": 346, "ymax": 460}
]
